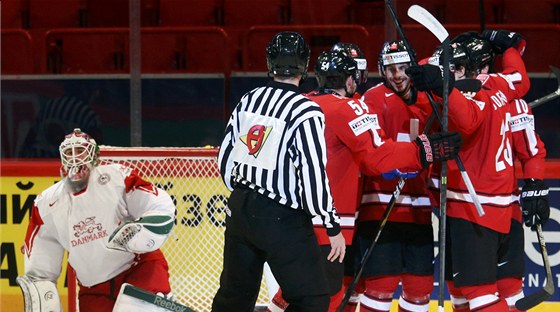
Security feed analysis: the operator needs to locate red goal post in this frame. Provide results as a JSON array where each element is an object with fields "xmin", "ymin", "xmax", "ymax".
[{"xmin": 68, "ymin": 146, "xmax": 272, "ymax": 312}]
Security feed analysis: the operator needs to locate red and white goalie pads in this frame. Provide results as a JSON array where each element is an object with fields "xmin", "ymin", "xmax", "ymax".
[
  {"xmin": 106, "ymin": 214, "xmax": 174, "ymax": 253},
  {"xmin": 113, "ymin": 283, "xmax": 194, "ymax": 312},
  {"xmin": 16, "ymin": 275, "xmax": 62, "ymax": 312}
]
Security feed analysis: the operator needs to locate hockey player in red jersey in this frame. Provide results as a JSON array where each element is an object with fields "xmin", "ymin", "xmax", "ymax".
[
  {"xmin": 354, "ymin": 38, "xmax": 489, "ymax": 312},
  {"xmin": 406, "ymin": 29, "xmax": 542, "ymax": 312},
  {"xmin": 422, "ymin": 29, "xmax": 548, "ymax": 312},
  {"xmin": 267, "ymin": 49, "xmax": 463, "ymax": 312}
]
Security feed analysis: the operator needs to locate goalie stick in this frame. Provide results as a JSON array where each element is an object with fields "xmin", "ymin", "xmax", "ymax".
[
  {"xmin": 528, "ymin": 65, "xmax": 560, "ymax": 109},
  {"xmin": 515, "ymin": 224, "xmax": 555, "ymax": 310}
]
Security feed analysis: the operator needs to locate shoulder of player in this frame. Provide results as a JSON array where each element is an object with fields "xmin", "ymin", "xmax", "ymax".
[
  {"xmin": 35, "ymin": 181, "xmax": 65, "ymax": 209},
  {"xmin": 93, "ymin": 164, "xmax": 136, "ymax": 181},
  {"xmin": 363, "ymin": 82, "xmax": 386, "ymax": 96},
  {"xmin": 362, "ymin": 83, "xmax": 396, "ymax": 105}
]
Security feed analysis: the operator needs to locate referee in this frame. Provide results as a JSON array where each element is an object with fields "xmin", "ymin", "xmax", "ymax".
[{"xmin": 212, "ymin": 31, "xmax": 345, "ymax": 312}]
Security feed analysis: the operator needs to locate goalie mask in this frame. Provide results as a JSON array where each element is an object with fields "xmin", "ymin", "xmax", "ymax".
[{"xmin": 59, "ymin": 128, "xmax": 99, "ymax": 186}]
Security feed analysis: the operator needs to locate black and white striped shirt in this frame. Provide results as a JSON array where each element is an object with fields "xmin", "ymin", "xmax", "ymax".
[{"xmin": 218, "ymin": 80, "xmax": 340, "ymax": 235}]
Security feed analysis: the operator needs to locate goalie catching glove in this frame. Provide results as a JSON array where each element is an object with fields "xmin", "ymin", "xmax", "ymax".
[
  {"xmin": 415, "ymin": 132, "xmax": 462, "ymax": 168},
  {"xmin": 107, "ymin": 214, "xmax": 174, "ymax": 253},
  {"xmin": 520, "ymin": 178, "xmax": 550, "ymax": 230}
]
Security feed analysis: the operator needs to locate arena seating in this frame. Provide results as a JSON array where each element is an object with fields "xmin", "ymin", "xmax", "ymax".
[
  {"xmin": 1, "ymin": 0, "xmax": 558, "ymax": 75},
  {"xmin": 141, "ymin": 27, "xmax": 231, "ymax": 73},
  {"xmin": 352, "ymin": 0, "xmax": 385, "ymax": 25},
  {"xmin": 223, "ymin": 0, "xmax": 289, "ymax": 26},
  {"xmin": 1, "ymin": 0, "xmax": 27, "ymax": 29},
  {"xmin": 45, "ymin": 28, "xmax": 129, "ymax": 74},
  {"xmin": 502, "ymin": 0, "xmax": 560, "ymax": 24},
  {"xmin": 159, "ymin": 0, "xmax": 222, "ymax": 26},
  {"xmin": 289, "ymin": 0, "xmax": 353, "ymax": 25},
  {"xmin": 44, "ymin": 27, "xmax": 231, "ymax": 74},
  {"xmin": 1, "ymin": 30, "xmax": 34, "ymax": 74},
  {"xmin": 28, "ymin": 0, "xmax": 83, "ymax": 28},
  {"xmin": 82, "ymin": 0, "xmax": 129, "ymax": 27},
  {"xmin": 243, "ymin": 25, "xmax": 373, "ymax": 72},
  {"xmin": 443, "ymin": 0, "xmax": 503, "ymax": 24}
]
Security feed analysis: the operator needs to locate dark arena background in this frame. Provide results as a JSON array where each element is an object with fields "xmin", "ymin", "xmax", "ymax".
[{"xmin": 1, "ymin": 1, "xmax": 559, "ymax": 311}]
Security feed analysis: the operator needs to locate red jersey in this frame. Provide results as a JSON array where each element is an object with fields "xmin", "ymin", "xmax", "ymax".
[
  {"xmin": 431, "ymin": 48, "xmax": 531, "ymax": 234},
  {"xmin": 359, "ymin": 83, "xmax": 434, "ymax": 224},
  {"xmin": 509, "ymin": 99, "xmax": 547, "ymax": 222},
  {"xmin": 306, "ymin": 90, "xmax": 424, "ymax": 244}
]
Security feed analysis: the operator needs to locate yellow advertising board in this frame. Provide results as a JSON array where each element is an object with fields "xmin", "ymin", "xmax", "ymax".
[{"xmin": 1, "ymin": 176, "xmax": 70, "ymax": 312}]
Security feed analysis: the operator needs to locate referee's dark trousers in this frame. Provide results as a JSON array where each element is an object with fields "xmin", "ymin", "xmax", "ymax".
[{"xmin": 212, "ymin": 185, "xmax": 330, "ymax": 312}]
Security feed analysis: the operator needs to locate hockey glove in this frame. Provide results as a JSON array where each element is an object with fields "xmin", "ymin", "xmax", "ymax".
[
  {"xmin": 482, "ymin": 29, "xmax": 526, "ymax": 55},
  {"xmin": 381, "ymin": 169, "xmax": 419, "ymax": 180},
  {"xmin": 520, "ymin": 178, "xmax": 550, "ymax": 230},
  {"xmin": 406, "ymin": 64, "xmax": 455, "ymax": 97},
  {"xmin": 415, "ymin": 132, "xmax": 462, "ymax": 168}
]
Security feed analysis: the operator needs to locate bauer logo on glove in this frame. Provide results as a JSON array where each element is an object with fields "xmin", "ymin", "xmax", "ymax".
[{"xmin": 107, "ymin": 214, "xmax": 174, "ymax": 253}]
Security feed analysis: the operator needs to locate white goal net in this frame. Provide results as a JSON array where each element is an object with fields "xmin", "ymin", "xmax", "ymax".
[{"xmin": 69, "ymin": 146, "xmax": 271, "ymax": 312}]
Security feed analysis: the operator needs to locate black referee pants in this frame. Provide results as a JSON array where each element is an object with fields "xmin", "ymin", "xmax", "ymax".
[{"xmin": 211, "ymin": 186, "xmax": 330, "ymax": 312}]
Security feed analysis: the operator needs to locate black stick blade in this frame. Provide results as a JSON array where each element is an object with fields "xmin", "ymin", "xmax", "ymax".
[{"xmin": 515, "ymin": 288, "xmax": 553, "ymax": 311}]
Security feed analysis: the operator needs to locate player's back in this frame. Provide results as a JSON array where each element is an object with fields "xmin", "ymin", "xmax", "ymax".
[{"xmin": 439, "ymin": 76, "xmax": 518, "ymax": 234}]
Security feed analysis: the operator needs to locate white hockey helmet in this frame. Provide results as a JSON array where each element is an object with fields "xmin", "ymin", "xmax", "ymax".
[{"xmin": 59, "ymin": 128, "xmax": 99, "ymax": 182}]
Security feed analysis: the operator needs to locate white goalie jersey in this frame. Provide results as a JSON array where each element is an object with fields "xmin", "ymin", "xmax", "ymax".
[{"xmin": 22, "ymin": 164, "xmax": 176, "ymax": 287}]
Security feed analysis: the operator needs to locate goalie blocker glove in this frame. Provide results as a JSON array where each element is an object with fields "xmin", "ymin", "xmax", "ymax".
[
  {"xmin": 521, "ymin": 178, "xmax": 550, "ymax": 230},
  {"xmin": 406, "ymin": 64, "xmax": 455, "ymax": 97},
  {"xmin": 415, "ymin": 132, "xmax": 462, "ymax": 168},
  {"xmin": 481, "ymin": 29, "xmax": 526, "ymax": 55}
]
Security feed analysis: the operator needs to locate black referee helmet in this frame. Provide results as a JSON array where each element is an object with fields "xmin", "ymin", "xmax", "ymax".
[{"xmin": 266, "ymin": 31, "xmax": 310, "ymax": 78}]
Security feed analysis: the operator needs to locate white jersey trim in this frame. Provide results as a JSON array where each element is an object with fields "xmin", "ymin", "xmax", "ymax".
[
  {"xmin": 360, "ymin": 295, "xmax": 392, "ymax": 311},
  {"xmin": 469, "ymin": 294, "xmax": 500, "ymax": 310},
  {"xmin": 399, "ymin": 295, "xmax": 429, "ymax": 312},
  {"xmin": 361, "ymin": 193, "xmax": 432, "ymax": 207},
  {"xmin": 431, "ymin": 178, "xmax": 519, "ymax": 206},
  {"xmin": 312, "ymin": 215, "xmax": 354, "ymax": 227}
]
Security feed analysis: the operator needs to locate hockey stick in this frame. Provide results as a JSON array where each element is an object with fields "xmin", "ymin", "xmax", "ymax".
[
  {"xmin": 406, "ymin": 4, "xmax": 486, "ymax": 218},
  {"xmin": 337, "ymin": 113, "xmax": 438, "ymax": 311},
  {"xmin": 528, "ymin": 65, "xmax": 560, "ymax": 109},
  {"xmin": 515, "ymin": 224, "xmax": 555, "ymax": 310},
  {"xmin": 406, "ymin": 5, "xmax": 452, "ymax": 311}
]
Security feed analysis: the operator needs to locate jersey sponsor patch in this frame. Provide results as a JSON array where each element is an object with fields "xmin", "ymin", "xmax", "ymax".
[
  {"xmin": 355, "ymin": 58, "xmax": 367, "ymax": 70},
  {"xmin": 509, "ymin": 113, "xmax": 534, "ymax": 132},
  {"xmin": 382, "ymin": 51, "xmax": 410, "ymax": 66},
  {"xmin": 231, "ymin": 112, "xmax": 285, "ymax": 170},
  {"xmin": 348, "ymin": 114, "xmax": 380, "ymax": 136}
]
